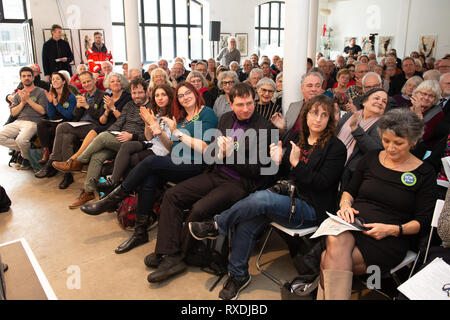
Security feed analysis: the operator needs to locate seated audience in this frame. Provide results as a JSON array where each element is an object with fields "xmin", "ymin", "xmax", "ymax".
[
  {"xmin": 145, "ymin": 83, "xmax": 276, "ymax": 283},
  {"xmin": 189, "ymin": 95, "xmax": 346, "ymax": 300},
  {"xmin": 392, "ymin": 76, "xmax": 423, "ymax": 109},
  {"xmin": 157, "ymin": 59, "xmax": 170, "ymax": 78},
  {"xmin": 260, "ymin": 61, "xmax": 274, "ymax": 80},
  {"xmin": 95, "ymin": 61, "xmax": 113, "ymax": 92},
  {"xmin": 229, "ymin": 61, "xmax": 239, "ymax": 74},
  {"xmin": 128, "ymin": 68, "xmax": 143, "ymax": 81},
  {"xmin": 60, "ymin": 78, "xmax": 152, "ymax": 209},
  {"xmin": 213, "ymin": 71, "xmax": 239, "ymax": 118},
  {"xmin": 317, "ymin": 108, "xmax": 436, "ymax": 300},
  {"xmin": 346, "ymin": 63, "xmax": 369, "ymax": 101},
  {"xmin": 80, "ymin": 82, "xmax": 218, "ymax": 256},
  {"xmin": 170, "ymin": 62, "xmax": 187, "ymax": 87},
  {"xmin": 206, "ymin": 58, "xmax": 217, "ymax": 83},
  {"xmin": 0, "ymin": 67, "xmax": 47, "ymax": 170},
  {"xmin": 148, "ymin": 68, "xmax": 172, "ymax": 94},
  {"xmin": 35, "ymin": 71, "xmax": 107, "ymax": 185},
  {"xmin": 438, "ymin": 59, "xmax": 450, "ymax": 75},
  {"xmin": 318, "ymin": 58, "xmax": 335, "ymax": 90},
  {"xmin": 250, "ymin": 53, "xmax": 260, "ymax": 69},
  {"xmin": 95, "ymin": 84, "xmax": 174, "ymax": 194},
  {"xmin": 327, "ymin": 68, "xmax": 351, "ymax": 109},
  {"xmin": 272, "ymin": 72, "xmax": 283, "ymax": 104},
  {"xmin": 423, "ymin": 69, "xmax": 441, "ymax": 81},
  {"xmin": 271, "ymin": 55, "xmax": 281, "ymax": 74},
  {"xmin": 431, "ymin": 73, "xmax": 450, "ymax": 143},
  {"xmin": 37, "ymin": 72, "xmax": 77, "ymax": 164},
  {"xmin": 254, "ymin": 78, "xmax": 281, "ymax": 121},
  {"xmin": 337, "ymin": 88, "xmax": 387, "ymax": 190},
  {"xmin": 29, "ymin": 64, "xmax": 51, "ymax": 91},
  {"xmin": 202, "ymin": 66, "xmax": 228, "ymax": 109},
  {"xmin": 143, "ymin": 64, "xmax": 158, "ymax": 81},
  {"xmin": 194, "ymin": 61, "xmax": 210, "ymax": 84},
  {"xmin": 246, "ymin": 68, "xmax": 263, "ymax": 90}
]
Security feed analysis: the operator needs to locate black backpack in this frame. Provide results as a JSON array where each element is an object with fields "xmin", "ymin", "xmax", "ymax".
[
  {"xmin": 0, "ymin": 186, "xmax": 11, "ymax": 213},
  {"xmin": 185, "ymin": 234, "xmax": 229, "ymax": 291}
]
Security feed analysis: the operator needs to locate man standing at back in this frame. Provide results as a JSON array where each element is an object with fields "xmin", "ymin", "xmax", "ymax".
[
  {"xmin": 217, "ymin": 37, "xmax": 241, "ymax": 67},
  {"xmin": 42, "ymin": 24, "xmax": 74, "ymax": 82},
  {"xmin": 87, "ymin": 32, "xmax": 114, "ymax": 74}
]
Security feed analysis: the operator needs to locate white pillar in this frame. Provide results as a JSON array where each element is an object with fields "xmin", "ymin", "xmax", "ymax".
[
  {"xmin": 282, "ymin": 0, "xmax": 310, "ymax": 113},
  {"xmin": 307, "ymin": 0, "xmax": 319, "ymax": 61},
  {"xmin": 123, "ymin": 0, "xmax": 141, "ymax": 70}
]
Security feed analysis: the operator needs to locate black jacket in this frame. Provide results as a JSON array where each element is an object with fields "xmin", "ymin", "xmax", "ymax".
[
  {"xmin": 204, "ymin": 110, "xmax": 277, "ymax": 193},
  {"xmin": 279, "ymin": 132, "xmax": 347, "ymax": 224},
  {"xmin": 73, "ymin": 90, "xmax": 106, "ymax": 125},
  {"xmin": 42, "ymin": 38, "xmax": 74, "ymax": 76},
  {"xmin": 388, "ymin": 71, "xmax": 422, "ymax": 96}
]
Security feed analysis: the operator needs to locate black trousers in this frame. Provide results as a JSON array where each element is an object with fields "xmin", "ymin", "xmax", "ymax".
[
  {"xmin": 155, "ymin": 170, "xmax": 249, "ymax": 256},
  {"xmin": 36, "ymin": 119, "xmax": 60, "ymax": 150}
]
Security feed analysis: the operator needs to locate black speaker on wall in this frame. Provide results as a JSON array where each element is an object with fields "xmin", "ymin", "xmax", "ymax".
[{"xmin": 209, "ymin": 21, "xmax": 221, "ymax": 41}]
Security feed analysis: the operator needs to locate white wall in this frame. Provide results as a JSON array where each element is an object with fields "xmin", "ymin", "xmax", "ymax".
[
  {"xmin": 28, "ymin": 0, "xmax": 113, "ymax": 73},
  {"xmin": 326, "ymin": 0, "xmax": 450, "ymax": 59}
]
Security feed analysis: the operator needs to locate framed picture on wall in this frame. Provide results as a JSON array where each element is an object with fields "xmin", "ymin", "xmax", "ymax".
[
  {"xmin": 378, "ymin": 36, "xmax": 394, "ymax": 57},
  {"xmin": 235, "ymin": 33, "xmax": 248, "ymax": 57},
  {"xmin": 419, "ymin": 35, "xmax": 437, "ymax": 58},
  {"xmin": 219, "ymin": 33, "xmax": 231, "ymax": 52},
  {"xmin": 78, "ymin": 29, "xmax": 105, "ymax": 64},
  {"xmin": 43, "ymin": 28, "xmax": 75, "ymax": 65}
]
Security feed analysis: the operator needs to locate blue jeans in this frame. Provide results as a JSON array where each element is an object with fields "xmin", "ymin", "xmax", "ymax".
[
  {"xmin": 121, "ymin": 155, "xmax": 204, "ymax": 216},
  {"xmin": 215, "ymin": 189, "xmax": 317, "ymax": 280}
]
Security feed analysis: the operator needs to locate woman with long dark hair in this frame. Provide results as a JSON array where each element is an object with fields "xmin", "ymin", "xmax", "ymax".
[
  {"xmin": 37, "ymin": 72, "xmax": 77, "ymax": 164},
  {"xmin": 80, "ymin": 82, "xmax": 218, "ymax": 254},
  {"xmin": 95, "ymin": 83, "xmax": 175, "ymax": 192},
  {"xmin": 189, "ymin": 95, "xmax": 347, "ymax": 300}
]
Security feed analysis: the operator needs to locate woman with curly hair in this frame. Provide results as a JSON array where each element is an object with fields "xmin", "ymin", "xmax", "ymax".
[{"xmin": 188, "ymin": 94, "xmax": 347, "ymax": 300}]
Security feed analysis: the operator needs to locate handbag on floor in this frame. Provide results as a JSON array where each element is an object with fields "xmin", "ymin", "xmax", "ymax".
[{"xmin": 0, "ymin": 186, "xmax": 11, "ymax": 213}]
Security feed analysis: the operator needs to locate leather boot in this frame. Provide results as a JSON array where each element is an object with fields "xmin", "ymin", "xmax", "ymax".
[
  {"xmin": 35, "ymin": 160, "xmax": 58, "ymax": 178},
  {"xmin": 323, "ymin": 269, "xmax": 353, "ymax": 300},
  {"xmin": 39, "ymin": 147, "xmax": 49, "ymax": 164},
  {"xmin": 115, "ymin": 214, "xmax": 152, "ymax": 254},
  {"xmin": 80, "ymin": 185, "xmax": 128, "ymax": 215},
  {"xmin": 95, "ymin": 177, "xmax": 118, "ymax": 194},
  {"xmin": 59, "ymin": 173, "xmax": 74, "ymax": 189}
]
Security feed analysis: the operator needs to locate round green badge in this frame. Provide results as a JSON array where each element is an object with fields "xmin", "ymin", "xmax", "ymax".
[
  {"xmin": 63, "ymin": 102, "xmax": 70, "ymax": 109},
  {"xmin": 401, "ymin": 172, "xmax": 417, "ymax": 187},
  {"xmin": 31, "ymin": 96, "xmax": 37, "ymax": 102},
  {"xmin": 234, "ymin": 141, "xmax": 239, "ymax": 151}
]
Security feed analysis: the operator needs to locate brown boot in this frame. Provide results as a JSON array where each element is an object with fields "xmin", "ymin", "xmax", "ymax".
[
  {"xmin": 323, "ymin": 269, "xmax": 353, "ymax": 300},
  {"xmin": 53, "ymin": 158, "xmax": 83, "ymax": 173},
  {"xmin": 69, "ymin": 190, "xmax": 95, "ymax": 209},
  {"xmin": 39, "ymin": 147, "xmax": 49, "ymax": 164}
]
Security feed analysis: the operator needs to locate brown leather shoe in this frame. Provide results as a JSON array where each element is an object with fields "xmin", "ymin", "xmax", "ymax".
[
  {"xmin": 53, "ymin": 159, "xmax": 83, "ymax": 173},
  {"xmin": 69, "ymin": 190, "xmax": 95, "ymax": 209}
]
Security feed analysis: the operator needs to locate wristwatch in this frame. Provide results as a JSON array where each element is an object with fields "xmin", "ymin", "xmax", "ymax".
[{"xmin": 176, "ymin": 131, "xmax": 184, "ymax": 139}]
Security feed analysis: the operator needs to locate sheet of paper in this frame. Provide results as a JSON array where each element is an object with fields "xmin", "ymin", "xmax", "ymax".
[
  {"xmin": 326, "ymin": 212, "xmax": 364, "ymax": 231},
  {"xmin": 398, "ymin": 257, "xmax": 450, "ymax": 300},
  {"xmin": 310, "ymin": 218, "xmax": 356, "ymax": 239},
  {"xmin": 49, "ymin": 119, "xmax": 63, "ymax": 123},
  {"xmin": 66, "ymin": 121, "xmax": 91, "ymax": 127}
]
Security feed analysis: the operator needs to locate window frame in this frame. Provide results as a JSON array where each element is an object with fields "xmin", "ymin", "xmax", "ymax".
[
  {"xmin": 255, "ymin": 1, "xmax": 284, "ymax": 50},
  {"xmin": 0, "ymin": 0, "xmax": 28, "ymax": 23}
]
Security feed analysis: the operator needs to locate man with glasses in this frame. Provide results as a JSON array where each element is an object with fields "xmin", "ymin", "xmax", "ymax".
[
  {"xmin": 438, "ymin": 59, "xmax": 450, "ymax": 76},
  {"xmin": 389, "ymin": 57, "xmax": 423, "ymax": 96},
  {"xmin": 217, "ymin": 37, "xmax": 241, "ymax": 67},
  {"xmin": 145, "ymin": 82, "xmax": 275, "ymax": 284},
  {"xmin": 351, "ymin": 72, "xmax": 398, "ymax": 111},
  {"xmin": 346, "ymin": 63, "xmax": 369, "ymax": 101}
]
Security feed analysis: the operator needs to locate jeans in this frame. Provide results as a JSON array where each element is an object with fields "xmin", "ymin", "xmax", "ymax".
[
  {"xmin": 215, "ymin": 189, "xmax": 317, "ymax": 280},
  {"xmin": 121, "ymin": 155, "xmax": 204, "ymax": 217}
]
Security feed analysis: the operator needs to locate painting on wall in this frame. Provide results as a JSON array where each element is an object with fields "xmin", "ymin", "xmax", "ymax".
[
  {"xmin": 419, "ymin": 35, "xmax": 437, "ymax": 58},
  {"xmin": 378, "ymin": 36, "xmax": 394, "ymax": 57},
  {"xmin": 235, "ymin": 33, "xmax": 248, "ymax": 57},
  {"xmin": 78, "ymin": 29, "xmax": 104, "ymax": 64},
  {"xmin": 219, "ymin": 33, "xmax": 231, "ymax": 52},
  {"xmin": 43, "ymin": 28, "xmax": 74, "ymax": 65}
]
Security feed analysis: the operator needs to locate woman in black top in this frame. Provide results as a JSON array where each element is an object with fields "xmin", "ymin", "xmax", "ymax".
[{"xmin": 317, "ymin": 108, "xmax": 437, "ymax": 300}]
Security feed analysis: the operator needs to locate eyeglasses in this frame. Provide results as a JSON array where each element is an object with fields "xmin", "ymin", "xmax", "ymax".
[
  {"xmin": 260, "ymin": 88, "xmax": 275, "ymax": 94},
  {"xmin": 222, "ymin": 80, "xmax": 235, "ymax": 86},
  {"xmin": 308, "ymin": 111, "xmax": 329, "ymax": 120},
  {"xmin": 177, "ymin": 89, "xmax": 192, "ymax": 100},
  {"xmin": 364, "ymin": 84, "xmax": 381, "ymax": 90},
  {"xmin": 418, "ymin": 91, "xmax": 435, "ymax": 99}
]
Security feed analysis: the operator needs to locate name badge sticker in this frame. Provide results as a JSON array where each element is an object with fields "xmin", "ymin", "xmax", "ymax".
[
  {"xmin": 234, "ymin": 141, "xmax": 239, "ymax": 151},
  {"xmin": 401, "ymin": 172, "xmax": 417, "ymax": 187}
]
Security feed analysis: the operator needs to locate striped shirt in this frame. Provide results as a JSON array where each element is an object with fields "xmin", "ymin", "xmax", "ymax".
[{"xmin": 254, "ymin": 100, "xmax": 282, "ymax": 121}]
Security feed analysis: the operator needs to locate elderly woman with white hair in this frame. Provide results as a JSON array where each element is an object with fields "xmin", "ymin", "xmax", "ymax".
[
  {"xmin": 392, "ymin": 76, "xmax": 423, "ymax": 109},
  {"xmin": 410, "ymin": 79, "xmax": 444, "ymax": 149},
  {"xmin": 212, "ymin": 70, "xmax": 239, "ymax": 118},
  {"xmin": 255, "ymin": 78, "xmax": 281, "ymax": 121},
  {"xmin": 149, "ymin": 68, "xmax": 172, "ymax": 93},
  {"xmin": 186, "ymin": 70, "xmax": 209, "ymax": 96},
  {"xmin": 229, "ymin": 61, "xmax": 239, "ymax": 74}
]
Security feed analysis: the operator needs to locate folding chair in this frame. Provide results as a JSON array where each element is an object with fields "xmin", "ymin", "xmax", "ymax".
[
  {"xmin": 423, "ymin": 199, "xmax": 445, "ymax": 264},
  {"xmin": 255, "ymin": 222, "xmax": 318, "ymax": 286}
]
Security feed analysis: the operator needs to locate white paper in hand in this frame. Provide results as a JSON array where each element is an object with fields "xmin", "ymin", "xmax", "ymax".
[{"xmin": 310, "ymin": 212, "xmax": 363, "ymax": 239}]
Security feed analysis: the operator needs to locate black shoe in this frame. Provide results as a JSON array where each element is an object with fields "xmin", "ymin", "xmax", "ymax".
[
  {"xmin": 80, "ymin": 185, "xmax": 128, "ymax": 215},
  {"xmin": 219, "ymin": 275, "xmax": 251, "ymax": 300},
  {"xmin": 115, "ymin": 212, "xmax": 157, "ymax": 254},
  {"xmin": 144, "ymin": 252, "xmax": 163, "ymax": 268},
  {"xmin": 188, "ymin": 220, "xmax": 219, "ymax": 240},
  {"xmin": 147, "ymin": 254, "xmax": 187, "ymax": 283},
  {"xmin": 16, "ymin": 159, "xmax": 31, "ymax": 170},
  {"xmin": 59, "ymin": 173, "xmax": 74, "ymax": 189},
  {"xmin": 35, "ymin": 162, "xmax": 57, "ymax": 178},
  {"xmin": 95, "ymin": 177, "xmax": 117, "ymax": 194}
]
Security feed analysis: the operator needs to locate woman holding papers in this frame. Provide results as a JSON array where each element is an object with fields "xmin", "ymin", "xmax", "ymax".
[{"xmin": 317, "ymin": 108, "xmax": 437, "ymax": 300}]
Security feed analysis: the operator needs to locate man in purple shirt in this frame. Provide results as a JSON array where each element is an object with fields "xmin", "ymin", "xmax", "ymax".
[{"xmin": 145, "ymin": 83, "xmax": 277, "ymax": 284}]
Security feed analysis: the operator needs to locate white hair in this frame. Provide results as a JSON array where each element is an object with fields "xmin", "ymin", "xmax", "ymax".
[
  {"xmin": 362, "ymin": 72, "xmax": 382, "ymax": 86},
  {"xmin": 423, "ymin": 69, "xmax": 441, "ymax": 81}
]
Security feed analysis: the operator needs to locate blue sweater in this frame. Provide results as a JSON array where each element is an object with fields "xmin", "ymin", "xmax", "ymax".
[{"xmin": 46, "ymin": 93, "xmax": 76, "ymax": 120}]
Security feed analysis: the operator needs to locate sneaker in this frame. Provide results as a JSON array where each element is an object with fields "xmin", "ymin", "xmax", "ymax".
[
  {"xmin": 16, "ymin": 159, "xmax": 31, "ymax": 170},
  {"xmin": 188, "ymin": 220, "xmax": 219, "ymax": 240},
  {"xmin": 219, "ymin": 275, "xmax": 251, "ymax": 300}
]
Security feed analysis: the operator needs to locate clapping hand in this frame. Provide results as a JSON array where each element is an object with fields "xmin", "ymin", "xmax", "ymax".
[
  {"xmin": 140, "ymin": 107, "xmax": 156, "ymax": 125},
  {"xmin": 344, "ymin": 97, "xmax": 357, "ymax": 113},
  {"xmin": 44, "ymin": 90, "xmax": 56, "ymax": 105},
  {"xmin": 270, "ymin": 112, "xmax": 287, "ymax": 131},
  {"xmin": 18, "ymin": 90, "xmax": 30, "ymax": 103},
  {"xmin": 161, "ymin": 116, "xmax": 178, "ymax": 132},
  {"xmin": 410, "ymin": 95, "xmax": 423, "ymax": 119},
  {"xmin": 349, "ymin": 110, "xmax": 362, "ymax": 131},
  {"xmin": 103, "ymin": 95, "xmax": 114, "ymax": 110},
  {"xmin": 289, "ymin": 141, "xmax": 301, "ymax": 168},
  {"xmin": 217, "ymin": 136, "xmax": 234, "ymax": 159},
  {"xmin": 269, "ymin": 141, "xmax": 283, "ymax": 165}
]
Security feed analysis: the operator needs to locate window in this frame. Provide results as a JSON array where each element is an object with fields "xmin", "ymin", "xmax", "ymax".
[
  {"xmin": 255, "ymin": 1, "xmax": 284, "ymax": 51},
  {"xmin": 111, "ymin": 0, "xmax": 204, "ymax": 64}
]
